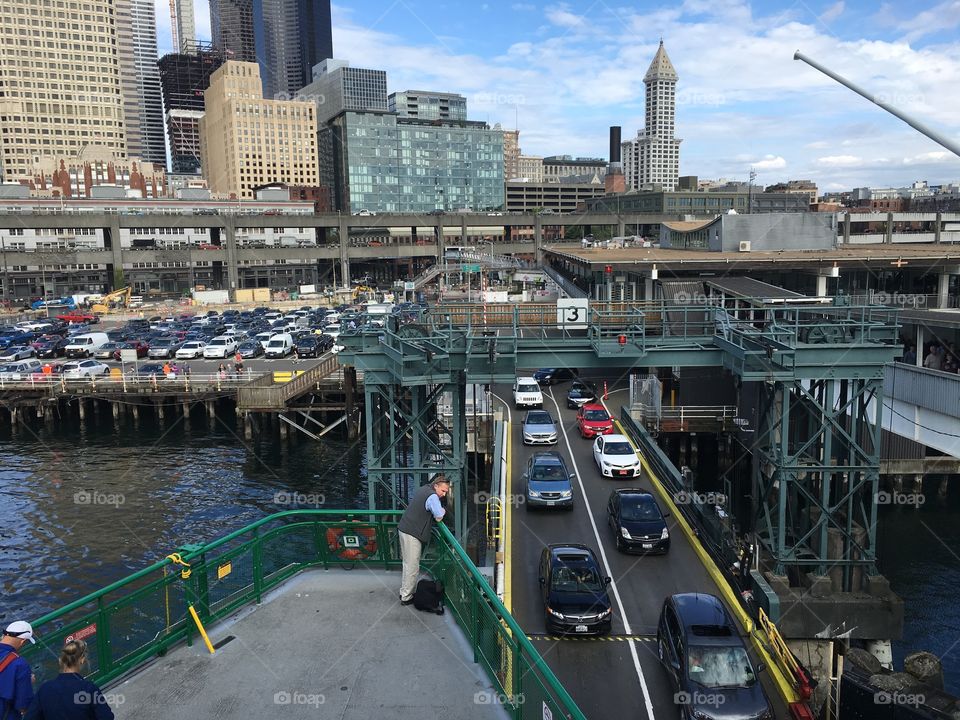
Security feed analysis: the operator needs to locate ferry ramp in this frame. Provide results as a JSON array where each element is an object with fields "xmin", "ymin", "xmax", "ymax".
[{"xmin": 504, "ymin": 380, "xmax": 791, "ymax": 719}]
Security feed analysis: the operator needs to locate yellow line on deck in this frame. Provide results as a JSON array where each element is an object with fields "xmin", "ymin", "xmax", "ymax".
[
  {"xmin": 609, "ymin": 413, "xmax": 800, "ymax": 706},
  {"xmin": 503, "ymin": 420, "xmax": 512, "ymax": 614}
]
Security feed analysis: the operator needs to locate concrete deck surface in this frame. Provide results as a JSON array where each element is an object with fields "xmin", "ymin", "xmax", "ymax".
[{"xmin": 114, "ymin": 569, "xmax": 508, "ymax": 719}]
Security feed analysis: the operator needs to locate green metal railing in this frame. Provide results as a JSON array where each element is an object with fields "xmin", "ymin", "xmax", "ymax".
[{"xmin": 21, "ymin": 510, "xmax": 585, "ymax": 720}]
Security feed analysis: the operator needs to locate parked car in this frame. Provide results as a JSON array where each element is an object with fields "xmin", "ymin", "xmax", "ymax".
[
  {"xmin": 523, "ymin": 451, "xmax": 574, "ymax": 510},
  {"xmin": 607, "ymin": 489, "xmax": 670, "ymax": 554},
  {"xmin": 294, "ymin": 335, "xmax": 322, "ymax": 358},
  {"xmin": 533, "ymin": 367, "xmax": 577, "ymax": 385},
  {"xmin": 521, "ymin": 410, "xmax": 558, "ymax": 445},
  {"xmin": 592, "ymin": 434, "xmax": 642, "ymax": 478},
  {"xmin": 203, "ymin": 336, "xmax": 239, "ymax": 358},
  {"xmin": 61, "ymin": 359, "xmax": 111, "ymax": 379},
  {"xmin": 236, "ymin": 341, "xmax": 263, "ymax": 359},
  {"xmin": 64, "ymin": 332, "xmax": 110, "ymax": 358},
  {"xmin": 93, "ymin": 342, "xmax": 122, "ymax": 360},
  {"xmin": 264, "ymin": 333, "xmax": 294, "ymax": 359},
  {"xmin": 577, "ymin": 404, "xmax": 614, "ymax": 438},
  {"xmin": 657, "ymin": 593, "xmax": 772, "ymax": 720},
  {"xmin": 538, "ymin": 544, "xmax": 612, "ymax": 636},
  {"xmin": 566, "ymin": 380, "xmax": 596, "ymax": 409},
  {"xmin": 113, "ymin": 341, "xmax": 150, "ymax": 361},
  {"xmin": 175, "ymin": 340, "xmax": 207, "ymax": 359},
  {"xmin": 0, "ymin": 359, "xmax": 43, "ymax": 379},
  {"xmin": 34, "ymin": 336, "xmax": 68, "ymax": 359},
  {"xmin": 148, "ymin": 337, "xmax": 183, "ymax": 359},
  {"xmin": 131, "ymin": 362, "xmax": 168, "ymax": 377},
  {"xmin": 512, "ymin": 376, "xmax": 543, "ymax": 409},
  {"xmin": 0, "ymin": 345, "xmax": 35, "ymax": 361}
]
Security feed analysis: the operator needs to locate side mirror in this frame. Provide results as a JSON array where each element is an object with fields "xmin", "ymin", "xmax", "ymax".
[
  {"xmin": 569, "ymin": 473, "xmax": 576, "ymax": 479},
  {"xmin": 538, "ymin": 577, "xmax": 545, "ymax": 585},
  {"xmin": 670, "ymin": 659, "xmax": 680, "ymax": 672},
  {"xmin": 662, "ymin": 512, "xmax": 670, "ymax": 518},
  {"xmin": 604, "ymin": 576, "xmax": 612, "ymax": 585},
  {"xmin": 757, "ymin": 663, "xmax": 766, "ymax": 673}
]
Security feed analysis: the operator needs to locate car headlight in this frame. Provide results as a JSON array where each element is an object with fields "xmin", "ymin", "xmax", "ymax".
[
  {"xmin": 559, "ymin": 490, "xmax": 572, "ymax": 498},
  {"xmin": 660, "ymin": 528, "xmax": 669, "ymax": 540},
  {"xmin": 546, "ymin": 607, "xmax": 564, "ymax": 619},
  {"xmin": 528, "ymin": 489, "xmax": 541, "ymax": 498},
  {"xmin": 620, "ymin": 527, "xmax": 631, "ymax": 539},
  {"xmin": 598, "ymin": 608, "xmax": 612, "ymax": 618},
  {"xmin": 602, "ymin": 460, "xmax": 612, "ymax": 467}
]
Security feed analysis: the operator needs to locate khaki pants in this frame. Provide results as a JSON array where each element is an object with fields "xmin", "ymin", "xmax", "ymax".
[{"xmin": 399, "ymin": 531, "xmax": 423, "ymax": 601}]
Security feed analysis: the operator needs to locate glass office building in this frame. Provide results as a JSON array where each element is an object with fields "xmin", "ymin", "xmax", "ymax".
[{"xmin": 325, "ymin": 112, "xmax": 504, "ymax": 213}]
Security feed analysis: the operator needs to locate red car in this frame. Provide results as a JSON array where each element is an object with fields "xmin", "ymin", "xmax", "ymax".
[
  {"xmin": 57, "ymin": 313, "xmax": 99, "ymax": 324},
  {"xmin": 577, "ymin": 404, "xmax": 615, "ymax": 438},
  {"xmin": 113, "ymin": 341, "xmax": 149, "ymax": 360}
]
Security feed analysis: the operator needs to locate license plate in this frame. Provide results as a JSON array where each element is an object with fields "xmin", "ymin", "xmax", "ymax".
[
  {"xmin": 546, "ymin": 500, "xmax": 556, "ymax": 506},
  {"xmin": 575, "ymin": 625, "xmax": 588, "ymax": 633},
  {"xmin": 618, "ymin": 470, "xmax": 629, "ymax": 476},
  {"xmin": 642, "ymin": 543, "xmax": 653, "ymax": 549}
]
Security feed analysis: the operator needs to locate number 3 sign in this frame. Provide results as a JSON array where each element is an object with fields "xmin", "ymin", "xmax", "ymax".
[{"xmin": 556, "ymin": 299, "xmax": 589, "ymax": 329}]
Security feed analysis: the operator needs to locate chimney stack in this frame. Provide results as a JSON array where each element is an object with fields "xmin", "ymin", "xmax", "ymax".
[{"xmin": 605, "ymin": 126, "xmax": 625, "ymax": 194}]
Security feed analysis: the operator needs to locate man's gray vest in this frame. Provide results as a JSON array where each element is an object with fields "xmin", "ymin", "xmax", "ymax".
[{"xmin": 398, "ymin": 483, "xmax": 438, "ymax": 544}]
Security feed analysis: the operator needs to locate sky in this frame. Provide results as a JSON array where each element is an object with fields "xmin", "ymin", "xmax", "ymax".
[{"xmin": 153, "ymin": 0, "xmax": 960, "ymax": 193}]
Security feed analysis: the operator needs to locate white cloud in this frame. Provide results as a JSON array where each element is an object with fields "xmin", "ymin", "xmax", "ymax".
[
  {"xmin": 544, "ymin": 6, "xmax": 586, "ymax": 30},
  {"xmin": 511, "ymin": 2, "xmax": 536, "ymax": 9},
  {"xmin": 752, "ymin": 155, "xmax": 787, "ymax": 170},
  {"xmin": 805, "ymin": 140, "xmax": 830, "ymax": 149},
  {"xmin": 817, "ymin": 155, "xmax": 863, "ymax": 167},
  {"xmin": 819, "ymin": 1, "xmax": 845, "ymax": 23}
]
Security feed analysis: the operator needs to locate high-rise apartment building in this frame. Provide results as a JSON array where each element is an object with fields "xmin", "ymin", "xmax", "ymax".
[
  {"xmin": 117, "ymin": 0, "xmax": 167, "ymax": 167},
  {"xmin": 622, "ymin": 41, "xmax": 682, "ymax": 191},
  {"xmin": 389, "ymin": 91, "xmax": 468, "ymax": 121},
  {"xmin": 211, "ymin": 0, "xmax": 333, "ymax": 97},
  {"xmin": 300, "ymin": 60, "xmax": 388, "ymax": 124},
  {"xmin": 501, "ymin": 128, "xmax": 520, "ymax": 181},
  {"xmin": 170, "ymin": 0, "xmax": 196, "ymax": 52},
  {"xmin": 210, "ymin": 0, "xmax": 256, "ymax": 62},
  {"xmin": 199, "ymin": 62, "xmax": 319, "ymax": 199},
  {"xmin": 159, "ymin": 44, "xmax": 225, "ymax": 174},
  {"xmin": 0, "ymin": 0, "xmax": 128, "ymax": 181}
]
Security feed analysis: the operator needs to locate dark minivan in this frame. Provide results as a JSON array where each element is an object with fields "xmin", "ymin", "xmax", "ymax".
[
  {"xmin": 538, "ymin": 544, "xmax": 612, "ymax": 635},
  {"xmin": 657, "ymin": 593, "xmax": 772, "ymax": 720},
  {"xmin": 607, "ymin": 489, "xmax": 670, "ymax": 554}
]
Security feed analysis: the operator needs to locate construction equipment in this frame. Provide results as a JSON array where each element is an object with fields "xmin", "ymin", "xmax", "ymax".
[
  {"xmin": 352, "ymin": 285, "xmax": 377, "ymax": 301},
  {"xmin": 91, "ymin": 286, "xmax": 132, "ymax": 314}
]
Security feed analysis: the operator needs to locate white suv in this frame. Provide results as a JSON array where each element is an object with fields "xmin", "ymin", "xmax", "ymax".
[
  {"xmin": 203, "ymin": 336, "xmax": 238, "ymax": 358},
  {"xmin": 513, "ymin": 377, "xmax": 543, "ymax": 409}
]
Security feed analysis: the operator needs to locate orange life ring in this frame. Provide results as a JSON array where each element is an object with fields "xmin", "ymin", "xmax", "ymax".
[{"xmin": 326, "ymin": 526, "xmax": 378, "ymax": 561}]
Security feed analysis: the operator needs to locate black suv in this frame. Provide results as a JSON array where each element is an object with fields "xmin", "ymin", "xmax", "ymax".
[
  {"xmin": 538, "ymin": 544, "xmax": 612, "ymax": 635},
  {"xmin": 295, "ymin": 335, "xmax": 321, "ymax": 358},
  {"xmin": 533, "ymin": 367, "xmax": 577, "ymax": 385},
  {"xmin": 657, "ymin": 593, "xmax": 772, "ymax": 720},
  {"xmin": 566, "ymin": 380, "xmax": 596, "ymax": 409},
  {"xmin": 607, "ymin": 489, "xmax": 670, "ymax": 554}
]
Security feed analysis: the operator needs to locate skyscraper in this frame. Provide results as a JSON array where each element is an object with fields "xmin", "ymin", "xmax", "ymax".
[
  {"xmin": 159, "ymin": 44, "xmax": 225, "ymax": 174},
  {"xmin": 622, "ymin": 40, "xmax": 682, "ymax": 191},
  {"xmin": 199, "ymin": 62, "xmax": 319, "ymax": 199},
  {"xmin": 212, "ymin": 0, "xmax": 333, "ymax": 97},
  {"xmin": 0, "ymin": 0, "xmax": 128, "ymax": 181},
  {"xmin": 170, "ymin": 0, "xmax": 197, "ymax": 53},
  {"xmin": 211, "ymin": 0, "xmax": 257, "ymax": 62},
  {"xmin": 118, "ymin": 0, "xmax": 167, "ymax": 166}
]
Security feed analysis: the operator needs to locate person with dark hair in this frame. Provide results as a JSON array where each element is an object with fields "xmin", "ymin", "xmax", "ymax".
[
  {"xmin": 396, "ymin": 476, "xmax": 450, "ymax": 605},
  {"xmin": 0, "ymin": 621, "xmax": 35, "ymax": 718},
  {"xmin": 24, "ymin": 639, "xmax": 114, "ymax": 719}
]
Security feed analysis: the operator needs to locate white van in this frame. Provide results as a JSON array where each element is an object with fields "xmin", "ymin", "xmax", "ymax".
[
  {"xmin": 513, "ymin": 377, "xmax": 543, "ymax": 409},
  {"xmin": 264, "ymin": 333, "xmax": 294, "ymax": 359},
  {"xmin": 65, "ymin": 332, "xmax": 111, "ymax": 358}
]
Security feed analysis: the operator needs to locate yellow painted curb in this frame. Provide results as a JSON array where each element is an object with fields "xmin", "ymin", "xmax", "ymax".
[{"xmin": 611, "ymin": 415, "xmax": 800, "ymax": 706}]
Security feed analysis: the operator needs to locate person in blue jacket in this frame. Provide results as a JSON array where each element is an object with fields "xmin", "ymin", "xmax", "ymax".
[
  {"xmin": 25, "ymin": 639, "xmax": 114, "ymax": 720},
  {"xmin": 0, "ymin": 620, "xmax": 35, "ymax": 719}
]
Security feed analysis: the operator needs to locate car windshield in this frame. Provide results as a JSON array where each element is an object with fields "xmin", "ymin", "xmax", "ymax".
[
  {"xmin": 604, "ymin": 442, "xmax": 634, "ymax": 455},
  {"xmin": 518, "ymin": 384, "xmax": 539, "ymax": 393},
  {"xmin": 688, "ymin": 646, "xmax": 756, "ymax": 688},
  {"xmin": 526, "ymin": 412, "xmax": 552, "ymax": 425},
  {"xmin": 530, "ymin": 462, "xmax": 567, "ymax": 482},
  {"xmin": 583, "ymin": 409, "xmax": 609, "ymax": 421},
  {"xmin": 621, "ymin": 499, "xmax": 661, "ymax": 522},
  {"xmin": 551, "ymin": 564, "xmax": 603, "ymax": 592},
  {"xmin": 210, "ymin": 339, "xmax": 227, "ymax": 346}
]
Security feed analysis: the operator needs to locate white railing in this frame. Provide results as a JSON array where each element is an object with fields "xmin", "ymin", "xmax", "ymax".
[{"xmin": 0, "ymin": 371, "xmax": 257, "ymax": 392}]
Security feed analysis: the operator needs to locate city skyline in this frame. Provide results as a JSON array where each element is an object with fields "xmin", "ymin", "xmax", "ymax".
[{"xmin": 154, "ymin": 0, "xmax": 960, "ymax": 191}]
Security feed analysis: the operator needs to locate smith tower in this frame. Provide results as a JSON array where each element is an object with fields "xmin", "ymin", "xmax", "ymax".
[{"xmin": 623, "ymin": 40, "xmax": 682, "ymax": 191}]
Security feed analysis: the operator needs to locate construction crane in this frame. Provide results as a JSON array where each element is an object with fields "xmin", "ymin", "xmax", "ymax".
[{"xmin": 91, "ymin": 287, "xmax": 132, "ymax": 314}]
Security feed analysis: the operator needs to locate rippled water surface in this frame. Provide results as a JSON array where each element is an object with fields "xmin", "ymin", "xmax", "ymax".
[{"xmin": 0, "ymin": 412, "xmax": 365, "ymax": 620}]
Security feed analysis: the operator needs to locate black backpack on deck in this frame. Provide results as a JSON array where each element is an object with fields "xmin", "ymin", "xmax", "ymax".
[{"xmin": 413, "ymin": 579, "xmax": 444, "ymax": 615}]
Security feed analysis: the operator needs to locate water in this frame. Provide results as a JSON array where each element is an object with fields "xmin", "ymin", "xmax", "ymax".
[
  {"xmin": 2, "ymin": 416, "xmax": 959, "ymax": 694},
  {"xmin": 0, "ymin": 412, "xmax": 366, "ymax": 620},
  {"xmin": 877, "ymin": 477, "xmax": 960, "ymax": 694}
]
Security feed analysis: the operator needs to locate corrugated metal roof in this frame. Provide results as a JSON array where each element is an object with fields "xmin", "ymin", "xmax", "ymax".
[{"xmin": 706, "ymin": 277, "xmax": 805, "ymax": 299}]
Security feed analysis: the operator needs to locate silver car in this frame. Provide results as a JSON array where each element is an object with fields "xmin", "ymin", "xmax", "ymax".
[{"xmin": 522, "ymin": 410, "xmax": 559, "ymax": 445}]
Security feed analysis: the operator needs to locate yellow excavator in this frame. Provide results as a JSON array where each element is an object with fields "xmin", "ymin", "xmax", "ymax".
[
  {"xmin": 352, "ymin": 285, "xmax": 376, "ymax": 301},
  {"xmin": 92, "ymin": 286, "xmax": 132, "ymax": 314}
]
